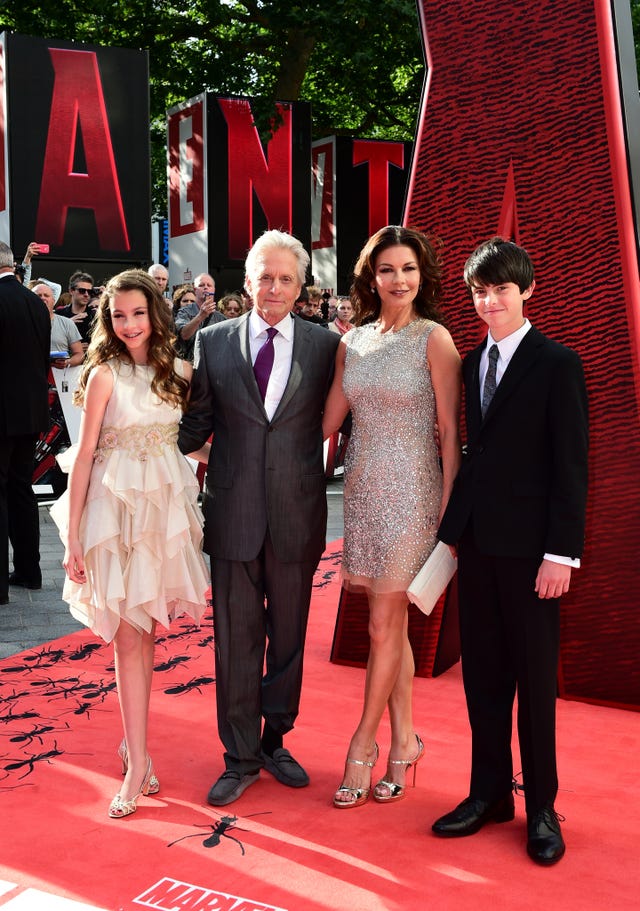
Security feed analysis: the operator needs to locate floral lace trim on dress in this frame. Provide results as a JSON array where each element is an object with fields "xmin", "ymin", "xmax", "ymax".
[{"xmin": 94, "ymin": 423, "xmax": 178, "ymax": 463}]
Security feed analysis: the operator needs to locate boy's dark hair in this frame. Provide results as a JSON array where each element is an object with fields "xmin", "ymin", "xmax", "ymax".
[{"xmin": 464, "ymin": 237, "xmax": 534, "ymax": 293}]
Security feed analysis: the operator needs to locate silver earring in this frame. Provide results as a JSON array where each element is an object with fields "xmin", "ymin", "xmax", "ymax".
[{"xmin": 370, "ymin": 286, "xmax": 376, "ymax": 294}]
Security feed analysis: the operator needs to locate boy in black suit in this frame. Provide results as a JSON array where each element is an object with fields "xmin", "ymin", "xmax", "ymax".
[{"xmin": 433, "ymin": 238, "xmax": 588, "ymax": 865}]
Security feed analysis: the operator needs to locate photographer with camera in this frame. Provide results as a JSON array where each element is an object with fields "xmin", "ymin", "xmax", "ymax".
[
  {"xmin": 175, "ymin": 272, "xmax": 225, "ymax": 361},
  {"xmin": 57, "ymin": 271, "xmax": 99, "ymax": 353}
]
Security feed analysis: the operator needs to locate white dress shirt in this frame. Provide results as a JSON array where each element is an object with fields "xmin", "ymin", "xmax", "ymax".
[
  {"xmin": 479, "ymin": 319, "xmax": 531, "ymax": 400},
  {"xmin": 249, "ymin": 309, "xmax": 294, "ymax": 421},
  {"xmin": 479, "ymin": 319, "xmax": 579, "ymax": 569}
]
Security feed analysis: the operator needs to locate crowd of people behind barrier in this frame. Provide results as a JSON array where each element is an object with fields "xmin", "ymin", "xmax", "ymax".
[{"xmin": 11, "ymin": 244, "xmax": 349, "ymax": 493}]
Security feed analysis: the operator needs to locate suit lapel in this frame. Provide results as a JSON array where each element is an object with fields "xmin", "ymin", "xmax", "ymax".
[
  {"xmin": 229, "ymin": 313, "xmax": 265, "ymax": 408},
  {"xmin": 483, "ymin": 327, "xmax": 545, "ymax": 422},
  {"xmin": 272, "ymin": 316, "xmax": 309, "ymax": 420},
  {"xmin": 466, "ymin": 344, "xmax": 484, "ymax": 436}
]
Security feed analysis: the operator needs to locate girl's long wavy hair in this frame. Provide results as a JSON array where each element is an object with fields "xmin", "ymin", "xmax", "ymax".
[
  {"xmin": 351, "ymin": 225, "xmax": 445, "ymax": 326},
  {"xmin": 73, "ymin": 270, "xmax": 190, "ymax": 411}
]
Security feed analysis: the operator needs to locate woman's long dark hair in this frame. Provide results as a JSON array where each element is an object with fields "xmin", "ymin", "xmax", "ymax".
[
  {"xmin": 74, "ymin": 270, "xmax": 190, "ymax": 411},
  {"xmin": 351, "ymin": 225, "xmax": 444, "ymax": 326}
]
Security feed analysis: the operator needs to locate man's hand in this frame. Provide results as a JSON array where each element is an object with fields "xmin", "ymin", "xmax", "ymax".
[
  {"xmin": 199, "ymin": 294, "xmax": 217, "ymax": 318},
  {"xmin": 535, "ymin": 559, "xmax": 572, "ymax": 599}
]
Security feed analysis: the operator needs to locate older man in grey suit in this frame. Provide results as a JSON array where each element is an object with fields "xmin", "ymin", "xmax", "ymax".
[{"xmin": 178, "ymin": 231, "xmax": 339, "ymax": 806}]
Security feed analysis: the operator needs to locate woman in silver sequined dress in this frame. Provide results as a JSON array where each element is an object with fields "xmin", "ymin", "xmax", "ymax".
[{"xmin": 323, "ymin": 226, "xmax": 462, "ymax": 809}]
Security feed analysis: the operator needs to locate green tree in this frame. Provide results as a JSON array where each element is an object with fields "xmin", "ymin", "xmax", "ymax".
[
  {"xmin": 2, "ymin": 1, "xmax": 424, "ymax": 216},
  {"xmin": 631, "ymin": 0, "xmax": 640, "ymax": 63}
]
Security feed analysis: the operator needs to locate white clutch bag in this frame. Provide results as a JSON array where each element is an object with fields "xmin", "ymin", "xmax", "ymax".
[{"xmin": 407, "ymin": 541, "xmax": 457, "ymax": 616}]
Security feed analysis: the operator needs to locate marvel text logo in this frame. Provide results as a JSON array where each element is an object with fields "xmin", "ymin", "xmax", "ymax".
[{"xmin": 134, "ymin": 876, "xmax": 287, "ymax": 911}]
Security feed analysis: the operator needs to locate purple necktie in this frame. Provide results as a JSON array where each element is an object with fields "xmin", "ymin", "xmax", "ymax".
[{"xmin": 253, "ymin": 327, "xmax": 278, "ymax": 401}]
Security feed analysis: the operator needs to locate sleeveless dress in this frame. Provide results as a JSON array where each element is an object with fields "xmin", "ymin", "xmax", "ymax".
[
  {"xmin": 51, "ymin": 358, "xmax": 209, "ymax": 643},
  {"xmin": 341, "ymin": 319, "xmax": 443, "ymax": 594}
]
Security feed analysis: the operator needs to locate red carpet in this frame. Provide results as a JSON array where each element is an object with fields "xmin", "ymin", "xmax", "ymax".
[{"xmin": 0, "ymin": 541, "xmax": 638, "ymax": 911}]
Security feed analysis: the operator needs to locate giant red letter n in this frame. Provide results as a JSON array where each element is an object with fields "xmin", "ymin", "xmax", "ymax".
[{"xmin": 219, "ymin": 99, "xmax": 292, "ymax": 260}]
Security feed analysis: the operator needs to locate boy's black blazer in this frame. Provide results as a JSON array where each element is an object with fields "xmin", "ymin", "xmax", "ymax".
[{"xmin": 438, "ymin": 326, "xmax": 588, "ymax": 559}]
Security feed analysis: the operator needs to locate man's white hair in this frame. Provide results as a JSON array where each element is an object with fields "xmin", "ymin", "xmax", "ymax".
[
  {"xmin": 35, "ymin": 278, "xmax": 62, "ymax": 303},
  {"xmin": 0, "ymin": 241, "xmax": 14, "ymax": 270},
  {"xmin": 245, "ymin": 230, "xmax": 309, "ymax": 286}
]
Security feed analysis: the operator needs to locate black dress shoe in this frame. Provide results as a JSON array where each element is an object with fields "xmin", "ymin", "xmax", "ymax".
[
  {"xmin": 527, "ymin": 806, "xmax": 565, "ymax": 865},
  {"xmin": 432, "ymin": 794, "xmax": 515, "ymax": 837},
  {"xmin": 207, "ymin": 770, "xmax": 260, "ymax": 807},
  {"xmin": 8, "ymin": 573, "xmax": 42, "ymax": 590},
  {"xmin": 0, "ymin": 595, "xmax": 8, "ymax": 605},
  {"xmin": 261, "ymin": 748, "xmax": 310, "ymax": 788}
]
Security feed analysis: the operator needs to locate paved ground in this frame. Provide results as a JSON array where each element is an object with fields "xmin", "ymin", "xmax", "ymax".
[{"xmin": 0, "ymin": 476, "xmax": 345, "ymax": 660}]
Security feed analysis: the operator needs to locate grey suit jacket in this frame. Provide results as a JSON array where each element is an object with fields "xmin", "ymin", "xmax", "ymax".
[{"xmin": 178, "ymin": 312, "xmax": 340, "ymax": 563}]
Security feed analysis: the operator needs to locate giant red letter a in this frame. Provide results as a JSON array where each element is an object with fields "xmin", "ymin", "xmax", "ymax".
[{"xmin": 35, "ymin": 49, "xmax": 129, "ymax": 250}]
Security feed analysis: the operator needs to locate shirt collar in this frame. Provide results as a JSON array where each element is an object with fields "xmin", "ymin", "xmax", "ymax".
[
  {"xmin": 249, "ymin": 308, "xmax": 294, "ymax": 342},
  {"xmin": 487, "ymin": 318, "xmax": 531, "ymax": 361}
]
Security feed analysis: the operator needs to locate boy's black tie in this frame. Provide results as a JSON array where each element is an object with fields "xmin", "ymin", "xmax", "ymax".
[{"xmin": 481, "ymin": 344, "xmax": 499, "ymax": 417}]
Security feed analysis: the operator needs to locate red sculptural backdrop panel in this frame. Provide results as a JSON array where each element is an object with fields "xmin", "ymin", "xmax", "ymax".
[{"xmin": 406, "ymin": 0, "xmax": 640, "ymax": 708}]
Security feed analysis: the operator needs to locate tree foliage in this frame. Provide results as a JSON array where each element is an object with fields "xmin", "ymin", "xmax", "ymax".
[
  {"xmin": 632, "ymin": 0, "xmax": 640, "ymax": 65},
  {"xmin": 6, "ymin": 1, "xmax": 640, "ymax": 219},
  {"xmin": 2, "ymin": 0, "xmax": 424, "ymax": 216}
]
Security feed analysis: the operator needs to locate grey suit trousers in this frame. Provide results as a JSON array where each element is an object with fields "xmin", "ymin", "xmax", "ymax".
[{"xmin": 212, "ymin": 532, "xmax": 317, "ymax": 773}]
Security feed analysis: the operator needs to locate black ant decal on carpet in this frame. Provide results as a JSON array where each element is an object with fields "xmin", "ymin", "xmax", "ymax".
[
  {"xmin": 61, "ymin": 699, "xmax": 108, "ymax": 720},
  {"xmin": 0, "ymin": 708, "xmax": 42, "ymax": 725},
  {"xmin": 78, "ymin": 680, "xmax": 117, "ymax": 701},
  {"xmin": 313, "ymin": 570, "xmax": 336, "ymax": 589},
  {"xmin": 22, "ymin": 646, "xmax": 67, "ymax": 668},
  {"xmin": 0, "ymin": 687, "xmax": 32, "ymax": 703},
  {"xmin": 167, "ymin": 812, "xmax": 271, "ymax": 855},
  {"xmin": 0, "ymin": 721, "xmax": 69, "ymax": 747},
  {"xmin": 317, "ymin": 550, "xmax": 342, "ymax": 567},
  {"xmin": 68, "ymin": 642, "xmax": 103, "ymax": 661},
  {"xmin": 1, "ymin": 740, "xmax": 65, "ymax": 780},
  {"xmin": 155, "ymin": 623, "xmax": 204, "ymax": 646},
  {"xmin": 164, "ymin": 676, "xmax": 215, "ymax": 696},
  {"xmin": 154, "ymin": 654, "xmax": 191, "ymax": 672},
  {"xmin": 28, "ymin": 674, "xmax": 86, "ymax": 697},
  {"xmin": 0, "ymin": 648, "xmax": 65, "ymax": 674},
  {"xmin": 1, "ymin": 662, "xmax": 37, "ymax": 675},
  {"xmin": 27, "ymin": 674, "xmax": 114, "ymax": 703}
]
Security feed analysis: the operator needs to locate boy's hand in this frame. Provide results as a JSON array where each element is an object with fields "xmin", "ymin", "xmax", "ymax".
[{"xmin": 535, "ymin": 559, "xmax": 571, "ymax": 599}]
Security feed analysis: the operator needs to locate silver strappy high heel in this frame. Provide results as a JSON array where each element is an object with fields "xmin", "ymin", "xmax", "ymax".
[
  {"xmin": 373, "ymin": 734, "xmax": 425, "ymax": 803},
  {"xmin": 333, "ymin": 743, "xmax": 379, "ymax": 809}
]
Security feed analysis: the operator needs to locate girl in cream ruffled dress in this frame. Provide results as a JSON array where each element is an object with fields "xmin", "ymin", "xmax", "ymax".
[{"xmin": 52, "ymin": 270, "xmax": 210, "ymax": 818}]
